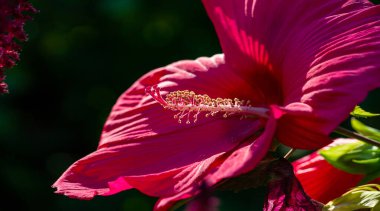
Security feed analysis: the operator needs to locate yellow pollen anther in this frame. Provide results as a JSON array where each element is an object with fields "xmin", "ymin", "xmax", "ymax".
[{"xmin": 146, "ymin": 85, "xmax": 269, "ymax": 124}]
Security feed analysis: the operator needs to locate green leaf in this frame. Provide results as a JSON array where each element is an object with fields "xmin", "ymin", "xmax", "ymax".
[
  {"xmin": 351, "ymin": 106, "xmax": 380, "ymax": 118},
  {"xmin": 351, "ymin": 118, "xmax": 380, "ymax": 142},
  {"xmin": 319, "ymin": 141, "xmax": 380, "ymax": 175},
  {"xmin": 323, "ymin": 184, "xmax": 380, "ymax": 211}
]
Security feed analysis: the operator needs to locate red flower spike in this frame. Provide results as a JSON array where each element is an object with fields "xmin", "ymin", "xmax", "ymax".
[
  {"xmin": 53, "ymin": 0, "xmax": 380, "ymax": 209},
  {"xmin": 0, "ymin": 0, "xmax": 37, "ymax": 93}
]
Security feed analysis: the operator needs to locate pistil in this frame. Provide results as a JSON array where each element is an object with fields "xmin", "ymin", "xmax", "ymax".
[{"xmin": 146, "ymin": 85, "xmax": 269, "ymax": 124}]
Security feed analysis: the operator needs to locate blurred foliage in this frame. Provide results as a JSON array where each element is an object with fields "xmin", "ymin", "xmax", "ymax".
[
  {"xmin": 0, "ymin": 0, "xmax": 380, "ymax": 211},
  {"xmin": 323, "ymin": 184, "xmax": 380, "ymax": 211}
]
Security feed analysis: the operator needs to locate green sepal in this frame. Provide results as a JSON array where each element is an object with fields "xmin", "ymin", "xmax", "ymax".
[
  {"xmin": 319, "ymin": 141, "xmax": 380, "ymax": 175},
  {"xmin": 350, "ymin": 106, "xmax": 380, "ymax": 118},
  {"xmin": 323, "ymin": 184, "xmax": 380, "ymax": 211},
  {"xmin": 353, "ymin": 157, "xmax": 380, "ymax": 165},
  {"xmin": 351, "ymin": 118, "xmax": 380, "ymax": 142}
]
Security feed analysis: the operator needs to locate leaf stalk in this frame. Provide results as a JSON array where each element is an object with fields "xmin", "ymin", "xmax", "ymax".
[{"xmin": 335, "ymin": 126, "xmax": 380, "ymax": 148}]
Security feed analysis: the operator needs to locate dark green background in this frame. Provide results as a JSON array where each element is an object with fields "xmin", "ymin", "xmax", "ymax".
[{"xmin": 1, "ymin": 0, "xmax": 379, "ymax": 210}]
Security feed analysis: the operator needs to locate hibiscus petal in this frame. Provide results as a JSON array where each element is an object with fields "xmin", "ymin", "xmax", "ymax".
[
  {"xmin": 205, "ymin": 105, "xmax": 284, "ymax": 184},
  {"xmin": 53, "ymin": 55, "xmax": 264, "ymax": 200},
  {"xmin": 99, "ymin": 54, "xmax": 263, "ymax": 148},
  {"xmin": 203, "ymin": 0, "xmax": 380, "ymax": 149},
  {"xmin": 154, "ymin": 105, "xmax": 284, "ymax": 210},
  {"xmin": 293, "ymin": 138, "xmax": 367, "ymax": 203},
  {"xmin": 154, "ymin": 189, "xmax": 194, "ymax": 211},
  {"xmin": 294, "ymin": 151, "xmax": 363, "ymax": 204}
]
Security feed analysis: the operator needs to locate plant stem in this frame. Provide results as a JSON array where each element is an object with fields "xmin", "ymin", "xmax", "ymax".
[{"xmin": 335, "ymin": 126, "xmax": 380, "ymax": 147}]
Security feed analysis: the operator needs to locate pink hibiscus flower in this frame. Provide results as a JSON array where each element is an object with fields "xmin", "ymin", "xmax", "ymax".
[
  {"xmin": 53, "ymin": 0, "xmax": 380, "ymax": 210},
  {"xmin": 0, "ymin": 0, "xmax": 36, "ymax": 93},
  {"xmin": 293, "ymin": 138, "xmax": 380, "ymax": 204}
]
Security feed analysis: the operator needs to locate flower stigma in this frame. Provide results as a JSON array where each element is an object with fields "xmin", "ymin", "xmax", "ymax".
[{"xmin": 146, "ymin": 85, "xmax": 269, "ymax": 124}]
